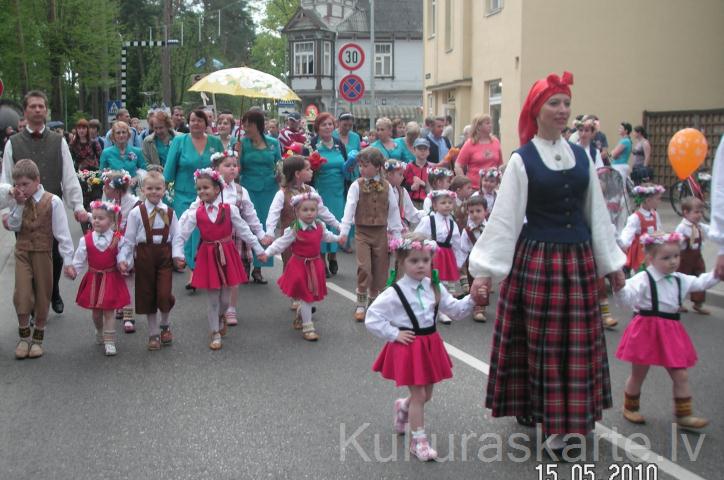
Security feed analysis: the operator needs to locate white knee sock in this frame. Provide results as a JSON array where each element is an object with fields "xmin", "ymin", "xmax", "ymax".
[
  {"xmin": 299, "ymin": 301, "xmax": 313, "ymax": 325},
  {"xmin": 147, "ymin": 313, "xmax": 160, "ymax": 337},
  {"xmin": 160, "ymin": 311, "xmax": 170, "ymax": 329},
  {"xmin": 207, "ymin": 289, "xmax": 222, "ymax": 332}
]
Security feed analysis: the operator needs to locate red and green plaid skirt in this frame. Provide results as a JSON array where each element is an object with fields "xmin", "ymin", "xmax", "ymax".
[{"xmin": 485, "ymin": 238, "xmax": 612, "ymax": 435}]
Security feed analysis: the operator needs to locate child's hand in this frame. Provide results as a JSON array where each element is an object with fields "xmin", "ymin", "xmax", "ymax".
[
  {"xmin": 64, "ymin": 265, "xmax": 77, "ymax": 280},
  {"xmin": 13, "ymin": 189, "xmax": 26, "ymax": 203},
  {"xmin": 471, "ymin": 276, "xmax": 491, "ymax": 306},
  {"xmin": 396, "ymin": 330, "xmax": 416, "ymax": 345},
  {"xmin": 74, "ymin": 210, "xmax": 89, "ymax": 223},
  {"xmin": 260, "ymin": 235, "xmax": 274, "ymax": 247},
  {"xmin": 607, "ymin": 270, "xmax": 626, "ymax": 292},
  {"xmin": 118, "ymin": 261, "xmax": 129, "ymax": 275},
  {"xmin": 338, "ymin": 235, "xmax": 348, "ymax": 246},
  {"xmin": 174, "ymin": 258, "xmax": 186, "ymax": 270},
  {"xmin": 257, "ymin": 252, "xmax": 268, "ymax": 263}
]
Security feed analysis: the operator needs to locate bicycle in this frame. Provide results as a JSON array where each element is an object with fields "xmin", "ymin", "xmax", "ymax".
[{"xmin": 669, "ymin": 170, "xmax": 711, "ymax": 221}]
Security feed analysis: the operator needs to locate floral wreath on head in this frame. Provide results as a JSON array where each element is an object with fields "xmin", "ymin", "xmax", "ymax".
[
  {"xmin": 101, "ymin": 169, "xmax": 132, "ymax": 189},
  {"xmin": 428, "ymin": 167, "xmax": 454, "ymax": 178},
  {"xmin": 290, "ymin": 191, "xmax": 322, "ymax": 207},
  {"xmin": 383, "ymin": 159, "xmax": 405, "ymax": 172},
  {"xmin": 388, "ymin": 237, "xmax": 438, "ymax": 253},
  {"xmin": 480, "ymin": 167, "xmax": 502, "ymax": 180},
  {"xmin": 193, "ymin": 168, "xmax": 226, "ymax": 188},
  {"xmin": 89, "ymin": 200, "xmax": 122, "ymax": 215},
  {"xmin": 631, "ymin": 184, "xmax": 665, "ymax": 205},
  {"xmin": 640, "ymin": 231, "xmax": 683, "ymax": 246},
  {"xmin": 210, "ymin": 149, "xmax": 238, "ymax": 163},
  {"xmin": 428, "ymin": 189, "xmax": 457, "ymax": 200}
]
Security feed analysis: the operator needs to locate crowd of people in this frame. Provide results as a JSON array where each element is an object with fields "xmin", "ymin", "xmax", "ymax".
[{"xmin": 2, "ymin": 79, "xmax": 723, "ymax": 463}]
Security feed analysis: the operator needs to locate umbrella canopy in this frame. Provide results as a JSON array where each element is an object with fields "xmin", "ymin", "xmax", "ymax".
[{"xmin": 188, "ymin": 67, "xmax": 301, "ymax": 102}]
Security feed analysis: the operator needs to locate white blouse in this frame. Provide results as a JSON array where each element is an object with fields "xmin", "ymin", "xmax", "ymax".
[
  {"xmin": 391, "ymin": 185, "xmax": 424, "ymax": 227},
  {"xmin": 469, "ymin": 135, "xmax": 625, "ymax": 279},
  {"xmin": 620, "ymin": 207, "xmax": 662, "ymax": 249},
  {"xmin": 414, "ymin": 211, "xmax": 466, "ymax": 268},
  {"xmin": 118, "ymin": 200, "xmax": 179, "ymax": 265},
  {"xmin": 675, "ymin": 219, "xmax": 709, "ymax": 250},
  {"xmin": 365, "ymin": 275, "xmax": 475, "ymax": 342},
  {"xmin": 72, "ymin": 230, "xmax": 117, "ymax": 274},
  {"xmin": 615, "ymin": 266, "xmax": 718, "ymax": 314},
  {"xmin": 265, "ymin": 185, "xmax": 339, "ymax": 236},
  {"xmin": 198, "ymin": 182, "xmax": 265, "ymax": 241},
  {"xmin": 461, "ymin": 219, "xmax": 485, "ymax": 256},
  {"xmin": 264, "ymin": 222, "xmax": 340, "ymax": 257}
]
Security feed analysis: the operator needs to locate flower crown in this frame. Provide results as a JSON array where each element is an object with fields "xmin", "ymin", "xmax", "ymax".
[
  {"xmin": 89, "ymin": 200, "xmax": 122, "ymax": 215},
  {"xmin": 389, "ymin": 237, "xmax": 438, "ymax": 253},
  {"xmin": 210, "ymin": 150, "xmax": 238, "ymax": 162},
  {"xmin": 631, "ymin": 184, "xmax": 665, "ymax": 197},
  {"xmin": 101, "ymin": 169, "xmax": 132, "ymax": 189},
  {"xmin": 290, "ymin": 191, "xmax": 322, "ymax": 207},
  {"xmin": 193, "ymin": 168, "xmax": 226, "ymax": 188},
  {"xmin": 428, "ymin": 167, "xmax": 454, "ymax": 177},
  {"xmin": 428, "ymin": 189, "xmax": 457, "ymax": 200},
  {"xmin": 384, "ymin": 159, "xmax": 405, "ymax": 172},
  {"xmin": 640, "ymin": 232, "xmax": 683, "ymax": 246},
  {"xmin": 480, "ymin": 167, "xmax": 502, "ymax": 179}
]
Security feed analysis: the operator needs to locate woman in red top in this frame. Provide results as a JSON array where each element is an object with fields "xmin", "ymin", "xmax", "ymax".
[{"xmin": 454, "ymin": 114, "xmax": 502, "ymax": 189}]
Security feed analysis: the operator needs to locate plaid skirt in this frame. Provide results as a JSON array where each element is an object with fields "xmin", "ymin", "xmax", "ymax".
[{"xmin": 485, "ymin": 238, "xmax": 612, "ymax": 435}]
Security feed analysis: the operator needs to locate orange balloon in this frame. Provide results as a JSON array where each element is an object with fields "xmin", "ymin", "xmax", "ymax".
[{"xmin": 668, "ymin": 128, "xmax": 708, "ymax": 180}]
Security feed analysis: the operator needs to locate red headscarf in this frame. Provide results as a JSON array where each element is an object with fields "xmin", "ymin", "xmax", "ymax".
[{"xmin": 517, "ymin": 71, "xmax": 573, "ymax": 146}]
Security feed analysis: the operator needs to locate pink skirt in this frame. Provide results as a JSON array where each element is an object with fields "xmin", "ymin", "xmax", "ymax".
[
  {"xmin": 433, "ymin": 246, "xmax": 459, "ymax": 281},
  {"xmin": 372, "ymin": 331, "xmax": 453, "ymax": 386},
  {"xmin": 616, "ymin": 314, "xmax": 698, "ymax": 368}
]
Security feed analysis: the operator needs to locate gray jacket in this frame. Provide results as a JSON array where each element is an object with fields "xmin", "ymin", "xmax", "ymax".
[{"xmin": 142, "ymin": 131, "xmax": 176, "ymax": 166}]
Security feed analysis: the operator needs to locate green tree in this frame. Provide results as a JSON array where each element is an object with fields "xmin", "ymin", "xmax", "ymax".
[{"xmin": 249, "ymin": 0, "xmax": 299, "ymax": 80}]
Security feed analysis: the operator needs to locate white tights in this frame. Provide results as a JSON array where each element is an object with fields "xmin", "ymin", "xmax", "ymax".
[
  {"xmin": 206, "ymin": 287, "xmax": 231, "ymax": 332},
  {"xmin": 146, "ymin": 312, "xmax": 171, "ymax": 337},
  {"xmin": 298, "ymin": 301, "xmax": 313, "ymax": 326}
]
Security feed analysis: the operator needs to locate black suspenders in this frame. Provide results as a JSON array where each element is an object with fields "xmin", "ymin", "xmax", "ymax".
[
  {"xmin": 429, "ymin": 216, "xmax": 454, "ymax": 249},
  {"xmin": 391, "ymin": 283, "xmax": 438, "ymax": 335},
  {"xmin": 638, "ymin": 270, "xmax": 682, "ymax": 321}
]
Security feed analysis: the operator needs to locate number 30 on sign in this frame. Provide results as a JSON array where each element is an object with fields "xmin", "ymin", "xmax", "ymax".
[{"xmin": 338, "ymin": 43, "xmax": 365, "ymax": 71}]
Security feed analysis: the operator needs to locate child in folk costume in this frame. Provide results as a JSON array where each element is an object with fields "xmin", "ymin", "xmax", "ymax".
[
  {"xmin": 264, "ymin": 192, "xmax": 341, "ymax": 341},
  {"xmin": 460, "ymin": 194, "xmax": 488, "ymax": 322},
  {"xmin": 208, "ymin": 150, "xmax": 266, "ymax": 326},
  {"xmin": 415, "ymin": 190, "xmax": 466, "ymax": 324},
  {"xmin": 8, "ymin": 159, "xmax": 75, "ymax": 359},
  {"xmin": 264, "ymin": 154, "xmax": 340, "ymax": 311},
  {"xmin": 403, "ymin": 138, "xmax": 432, "ymax": 209},
  {"xmin": 476, "ymin": 167, "xmax": 500, "ymax": 216},
  {"xmin": 101, "ymin": 170, "xmax": 140, "ymax": 333},
  {"xmin": 118, "ymin": 171, "xmax": 178, "ymax": 351},
  {"xmin": 449, "ymin": 176, "xmax": 474, "ymax": 232},
  {"xmin": 67, "ymin": 201, "xmax": 131, "ymax": 356},
  {"xmin": 616, "ymin": 232, "xmax": 718, "ymax": 431},
  {"xmin": 173, "ymin": 169, "xmax": 267, "ymax": 350},
  {"xmin": 621, "ymin": 183, "xmax": 664, "ymax": 273},
  {"xmin": 385, "ymin": 159, "xmax": 423, "ymax": 232},
  {"xmin": 675, "ymin": 197, "xmax": 711, "ymax": 314},
  {"xmin": 421, "ymin": 168, "xmax": 454, "ymax": 214},
  {"xmin": 366, "ymin": 233, "xmax": 479, "ymax": 462},
  {"xmin": 339, "ymin": 147, "xmax": 403, "ymax": 322}
]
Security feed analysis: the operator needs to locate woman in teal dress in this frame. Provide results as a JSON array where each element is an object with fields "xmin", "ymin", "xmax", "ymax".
[
  {"xmin": 396, "ymin": 121, "xmax": 419, "ymax": 163},
  {"xmin": 100, "ymin": 121, "xmax": 147, "ymax": 177},
  {"xmin": 164, "ymin": 109, "xmax": 223, "ymax": 287},
  {"xmin": 370, "ymin": 117, "xmax": 405, "ymax": 160},
  {"xmin": 333, "ymin": 111, "xmax": 361, "ymax": 253},
  {"xmin": 311, "ymin": 112, "xmax": 346, "ymax": 276},
  {"xmin": 238, "ymin": 109, "xmax": 281, "ymax": 284}
]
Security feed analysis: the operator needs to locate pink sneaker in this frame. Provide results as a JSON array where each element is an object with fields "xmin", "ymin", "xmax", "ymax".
[
  {"xmin": 393, "ymin": 398, "xmax": 409, "ymax": 434},
  {"xmin": 410, "ymin": 434, "xmax": 438, "ymax": 461},
  {"xmin": 124, "ymin": 321, "xmax": 135, "ymax": 333},
  {"xmin": 225, "ymin": 310, "xmax": 238, "ymax": 326}
]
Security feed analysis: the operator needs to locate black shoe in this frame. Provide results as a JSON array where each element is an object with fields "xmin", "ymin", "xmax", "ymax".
[
  {"xmin": 51, "ymin": 296, "xmax": 64, "ymax": 314},
  {"xmin": 516, "ymin": 415, "xmax": 535, "ymax": 427},
  {"xmin": 251, "ymin": 268, "xmax": 268, "ymax": 284},
  {"xmin": 325, "ymin": 267, "xmax": 332, "ymax": 279},
  {"xmin": 185, "ymin": 282, "xmax": 196, "ymax": 292},
  {"xmin": 328, "ymin": 258, "xmax": 338, "ymax": 275}
]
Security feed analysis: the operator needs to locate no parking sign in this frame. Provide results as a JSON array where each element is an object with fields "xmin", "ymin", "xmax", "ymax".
[{"xmin": 339, "ymin": 75, "xmax": 365, "ymax": 103}]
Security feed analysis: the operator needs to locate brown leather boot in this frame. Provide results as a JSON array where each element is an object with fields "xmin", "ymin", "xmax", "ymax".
[{"xmin": 622, "ymin": 392, "xmax": 645, "ymax": 424}]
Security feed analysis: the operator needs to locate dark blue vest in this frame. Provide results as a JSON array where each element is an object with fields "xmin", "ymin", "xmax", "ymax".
[{"xmin": 518, "ymin": 141, "xmax": 591, "ymax": 243}]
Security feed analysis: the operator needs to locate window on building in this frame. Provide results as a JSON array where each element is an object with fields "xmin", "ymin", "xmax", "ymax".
[
  {"xmin": 428, "ymin": 0, "xmax": 436, "ymax": 37},
  {"xmin": 444, "ymin": 0, "xmax": 453, "ymax": 51},
  {"xmin": 293, "ymin": 41, "xmax": 315, "ymax": 76},
  {"xmin": 323, "ymin": 41, "xmax": 332, "ymax": 76},
  {"xmin": 374, "ymin": 43, "xmax": 393, "ymax": 77},
  {"xmin": 486, "ymin": 0, "xmax": 503, "ymax": 15},
  {"xmin": 487, "ymin": 79, "xmax": 502, "ymax": 137}
]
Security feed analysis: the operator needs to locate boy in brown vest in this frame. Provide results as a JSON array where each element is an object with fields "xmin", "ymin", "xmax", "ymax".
[
  {"xmin": 339, "ymin": 147, "xmax": 403, "ymax": 321},
  {"xmin": 8, "ymin": 159, "xmax": 74, "ymax": 359},
  {"xmin": 118, "ymin": 171, "xmax": 179, "ymax": 351}
]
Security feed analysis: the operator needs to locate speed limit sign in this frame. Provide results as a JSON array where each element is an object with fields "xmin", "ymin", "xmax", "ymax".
[{"xmin": 338, "ymin": 43, "xmax": 365, "ymax": 71}]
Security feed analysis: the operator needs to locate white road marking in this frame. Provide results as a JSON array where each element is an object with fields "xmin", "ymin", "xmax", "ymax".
[{"xmin": 326, "ymin": 280, "xmax": 708, "ymax": 480}]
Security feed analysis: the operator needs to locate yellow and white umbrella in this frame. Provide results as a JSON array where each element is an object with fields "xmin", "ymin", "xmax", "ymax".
[{"xmin": 188, "ymin": 67, "xmax": 301, "ymax": 102}]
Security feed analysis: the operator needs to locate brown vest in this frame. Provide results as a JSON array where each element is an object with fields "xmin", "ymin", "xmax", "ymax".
[
  {"xmin": 355, "ymin": 178, "xmax": 389, "ymax": 227},
  {"xmin": 16, "ymin": 192, "xmax": 54, "ymax": 252},
  {"xmin": 280, "ymin": 184, "xmax": 311, "ymax": 230},
  {"xmin": 9, "ymin": 129, "xmax": 65, "ymax": 197}
]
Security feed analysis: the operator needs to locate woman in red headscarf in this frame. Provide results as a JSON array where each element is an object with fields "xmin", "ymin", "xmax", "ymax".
[{"xmin": 468, "ymin": 72, "xmax": 626, "ymax": 456}]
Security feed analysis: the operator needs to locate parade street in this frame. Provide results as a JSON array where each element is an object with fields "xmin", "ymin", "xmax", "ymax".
[{"xmin": 0, "ymin": 205, "xmax": 721, "ymax": 480}]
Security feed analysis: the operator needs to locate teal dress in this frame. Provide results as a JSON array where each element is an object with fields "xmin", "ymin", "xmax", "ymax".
[
  {"xmin": 99, "ymin": 145, "xmax": 146, "ymax": 177},
  {"xmin": 154, "ymin": 137, "xmax": 172, "ymax": 166},
  {"xmin": 334, "ymin": 129, "xmax": 361, "ymax": 248},
  {"xmin": 312, "ymin": 138, "xmax": 345, "ymax": 254},
  {"xmin": 612, "ymin": 137, "xmax": 632, "ymax": 166},
  {"xmin": 396, "ymin": 137, "xmax": 416, "ymax": 163},
  {"xmin": 370, "ymin": 139, "xmax": 405, "ymax": 160},
  {"xmin": 239, "ymin": 135, "xmax": 281, "ymax": 268},
  {"xmin": 164, "ymin": 133, "xmax": 224, "ymax": 269}
]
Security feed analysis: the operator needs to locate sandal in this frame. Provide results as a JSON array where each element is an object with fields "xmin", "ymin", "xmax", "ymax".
[
  {"xmin": 209, "ymin": 333, "xmax": 222, "ymax": 350},
  {"xmin": 293, "ymin": 307, "xmax": 303, "ymax": 330},
  {"xmin": 147, "ymin": 335, "xmax": 161, "ymax": 351},
  {"xmin": 302, "ymin": 323, "xmax": 319, "ymax": 341}
]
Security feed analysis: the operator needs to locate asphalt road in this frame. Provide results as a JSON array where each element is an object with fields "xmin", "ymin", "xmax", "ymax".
[{"xmin": 1, "ymin": 219, "xmax": 722, "ymax": 480}]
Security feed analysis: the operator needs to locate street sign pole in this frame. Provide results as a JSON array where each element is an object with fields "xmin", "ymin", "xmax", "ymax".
[{"xmin": 369, "ymin": 0, "xmax": 376, "ymax": 130}]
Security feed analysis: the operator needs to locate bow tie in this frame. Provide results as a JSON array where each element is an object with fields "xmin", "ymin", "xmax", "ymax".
[
  {"xmin": 149, "ymin": 207, "xmax": 169, "ymax": 226},
  {"xmin": 207, "ymin": 205, "xmax": 216, "ymax": 213},
  {"xmin": 31, "ymin": 130, "xmax": 42, "ymax": 139},
  {"xmin": 663, "ymin": 274, "xmax": 674, "ymax": 283}
]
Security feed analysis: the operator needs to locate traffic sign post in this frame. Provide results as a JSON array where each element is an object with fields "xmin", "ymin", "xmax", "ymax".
[
  {"xmin": 339, "ymin": 75, "xmax": 365, "ymax": 103},
  {"xmin": 338, "ymin": 43, "xmax": 365, "ymax": 71}
]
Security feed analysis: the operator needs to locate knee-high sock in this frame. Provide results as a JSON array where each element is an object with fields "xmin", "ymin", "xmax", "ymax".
[
  {"xmin": 207, "ymin": 289, "xmax": 222, "ymax": 332},
  {"xmin": 124, "ymin": 275, "xmax": 134, "ymax": 307},
  {"xmin": 160, "ymin": 311, "xmax": 170, "ymax": 328},
  {"xmin": 299, "ymin": 301, "xmax": 313, "ymax": 325},
  {"xmin": 219, "ymin": 287, "xmax": 231, "ymax": 318},
  {"xmin": 147, "ymin": 313, "xmax": 160, "ymax": 337}
]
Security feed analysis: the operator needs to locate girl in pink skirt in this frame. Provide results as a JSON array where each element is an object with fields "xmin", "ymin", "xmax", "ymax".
[
  {"xmin": 615, "ymin": 232, "xmax": 718, "ymax": 431},
  {"xmin": 365, "ymin": 232, "xmax": 478, "ymax": 461},
  {"xmin": 173, "ymin": 168, "xmax": 267, "ymax": 350},
  {"xmin": 414, "ymin": 190, "xmax": 466, "ymax": 323},
  {"xmin": 264, "ymin": 192, "xmax": 341, "ymax": 341}
]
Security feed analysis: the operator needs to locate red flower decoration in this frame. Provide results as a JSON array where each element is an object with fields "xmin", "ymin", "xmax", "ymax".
[
  {"xmin": 308, "ymin": 151, "xmax": 327, "ymax": 171},
  {"xmin": 282, "ymin": 142, "xmax": 305, "ymax": 159}
]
